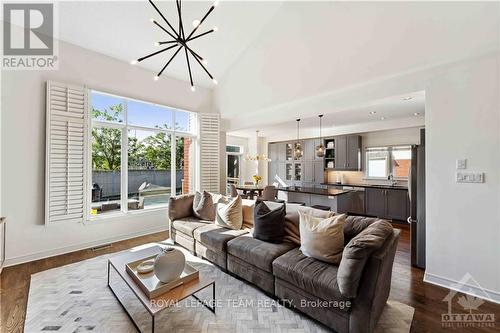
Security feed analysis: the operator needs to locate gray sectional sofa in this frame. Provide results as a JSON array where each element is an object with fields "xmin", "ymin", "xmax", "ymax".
[{"xmin": 168, "ymin": 194, "xmax": 400, "ymax": 333}]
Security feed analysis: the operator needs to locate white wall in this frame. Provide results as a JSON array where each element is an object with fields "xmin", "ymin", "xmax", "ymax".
[
  {"xmin": 1, "ymin": 40, "xmax": 214, "ymax": 266},
  {"xmin": 424, "ymin": 53, "xmax": 500, "ymax": 302}
]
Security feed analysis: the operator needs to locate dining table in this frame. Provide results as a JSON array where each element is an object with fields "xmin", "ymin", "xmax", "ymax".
[{"xmin": 235, "ymin": 184, "xmax": 265, "ymax": 199}]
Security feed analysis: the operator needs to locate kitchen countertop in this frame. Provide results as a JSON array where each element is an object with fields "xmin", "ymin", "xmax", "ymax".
[
  {"xmin": 277, "ymin": 186, "xmax": 351, "ymax": 197},
  {"xmin": 322, "ymin": 182, "xmax": 408, "ymax": 190}
]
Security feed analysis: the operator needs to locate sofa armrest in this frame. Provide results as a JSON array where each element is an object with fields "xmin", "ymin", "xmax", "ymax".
[
  {"xmin": 168, "ymin": 194, "xmax": 195, "ymax": 221},
  {"xmin": 349, "ymin": 229, "xmax": 400, "ymax": 333}
]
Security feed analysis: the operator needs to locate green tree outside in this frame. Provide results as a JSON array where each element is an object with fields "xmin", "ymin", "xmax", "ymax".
[{"xmin": 92, "ymin": 105, "xmax": 185, "ymax": 171}]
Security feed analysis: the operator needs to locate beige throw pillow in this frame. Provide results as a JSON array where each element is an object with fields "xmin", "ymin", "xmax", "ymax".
[
  {"xmin": 299, "ymin": 211, "xmax": 346, "ymax": 264},
  {"xmin": 215, "ymin": 196, "xmax": 243, "ymax": 230}
]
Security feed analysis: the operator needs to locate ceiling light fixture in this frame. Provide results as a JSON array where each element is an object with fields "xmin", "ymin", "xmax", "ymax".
[
  {"xmin": 403, "ymin": 96, "xmax": 413, "ymax": 101},
  {"xmin": 132, "ymin": 0, "xmax": 219, "ymax": 91},
  {"xmin": 414, "ymin": 112, "xmax": 420, "ymax": 116},
  {"xmin": 380, "ymin": 116, "xmax": 386, "ymax": 120},
  {"xmin": 294, "ymin": 119, "xmax": 303, "ymax": 159},
  {"xmin": 316, "ymin": 115, "xmax": 325, "ymax": 157},
  {"xmin": 244, "ymin": 130, "xmax": 271, "ymax": 162},
  {"xmin": 369, "ymin": 111, "xmax": 377, "ymax": 115}
]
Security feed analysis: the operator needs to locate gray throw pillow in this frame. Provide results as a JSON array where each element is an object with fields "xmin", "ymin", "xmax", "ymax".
[
  {"xmin": 337, "ymin": 220, "xmax": 393, "ymax": 298},
  {"xmin": 193, "ymin": 191, "xmax": 215, "ymax": 221},
  {"xmin": 253, "ymin": 201, "xmax": 286, "ymax": 243}
]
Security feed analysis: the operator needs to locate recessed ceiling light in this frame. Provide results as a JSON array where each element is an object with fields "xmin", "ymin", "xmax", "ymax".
[
  {"xmin": 413, "ymin": 112, "xmax": 420, "ymax": 116},
  {"xmin": 403, "ymin": 96, "xmax": 413, "ymax": 101},
  {"xmin": 380, "ymin": 117, "xmax": 386, "ymax": 120},
  {"xmin": 369, "ymin": 111, "xmax": 377, "ymax": 115}
]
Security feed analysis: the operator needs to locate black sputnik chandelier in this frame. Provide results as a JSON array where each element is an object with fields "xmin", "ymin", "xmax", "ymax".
[{"xmin": 131, "ymin": 0, "xmax": 219, "ymax": 91}]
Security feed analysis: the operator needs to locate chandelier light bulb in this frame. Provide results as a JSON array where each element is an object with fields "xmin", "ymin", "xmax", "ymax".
[
  {"xmin": 213, "ymin": 26, "xmax": 218, "ymax": 32},
  {"xmin": 155, "ymin": 42, "xmax": 161, "ymax": 46},
  {"xmin": 212, "ymin": 78, "xmax": 218, "ymax": 85},
  {"xmin": 202, "ymin": 59, "xmax": 208, "ymax": 65},
  {"xmin": 153, "ymin": 76, "xmax": 159, "ymax": 81},
  {"xmin": 130, "ymin": 60, "xmax": 138, "ymax": 65},
  {"xmin": 149, "ymin": 18, "xmax": 155, "ymax": 23},
  {"xmin": 192, "ymin": 19, "xmax": 200, "ymax": 27},
  {"xmin": 191, "ymin": 86, "xmax": 196, "ymax": 92},
  {"xmin": 214, "ymin": 0, "xmax": 219, "ymax": 7}
]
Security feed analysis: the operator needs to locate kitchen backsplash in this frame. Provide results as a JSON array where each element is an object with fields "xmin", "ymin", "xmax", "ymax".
[{"xmin": 326, "ymin": 171, "xmax": 408, "ymax": 186}]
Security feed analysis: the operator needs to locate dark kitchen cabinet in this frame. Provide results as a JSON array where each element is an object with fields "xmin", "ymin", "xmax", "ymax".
[
  {"xmin": 302, "ymin": 160, "xmax": 324, "ymax": 183},
  {"xmin": 303, "ymin": 161, "xmax": 313, "ymax": 182},
  {"xmin": 313, "ymin": 160, "xmax": 324, "ymax": 183},
  {"xmin": 335, "ymin": 136, "xmax": 347, "ymax": 170},
  {"xmin": 304, "ymin": 139, "xmax": 316, "ymax": 161},
  {"xmin": 365, "ymin": 188, "xmax": 386, "ymax": 218},
  {"xmin": 365, "ymin": 188, "xmax": 409, "ymax": 221},
  {"xmin": 386, "ymin": 189, "xmax": 410, "ymax": 221},
  {"xmin": 334, "ymin": 135, "xmax": 361, "ymax": 171},
  {"xmin": 346, "ymin": 135, "xmax": 361, "ymax": 170}
]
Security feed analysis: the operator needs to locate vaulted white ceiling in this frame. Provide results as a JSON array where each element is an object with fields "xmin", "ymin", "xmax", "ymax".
[
  {"xmin": 58, "ymin": 1, "xmax": 499, "ymax": 135},
  {"xmin": 59, "ymin": 1, "xmax": 283, "ymax": 87}
]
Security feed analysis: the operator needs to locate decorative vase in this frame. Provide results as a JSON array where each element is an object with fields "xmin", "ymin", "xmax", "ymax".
[{"xmin": 153, "ymin": 247, "xmax": 186, "ymax": 283}]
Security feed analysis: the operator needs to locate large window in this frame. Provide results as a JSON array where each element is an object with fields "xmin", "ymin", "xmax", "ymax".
[
  {"xmin": 365, "ymin": 146, "xmax": 411, "ymax": 179},
  {"xmin": 90, "ymin": 91, "xmax": 196, "ymax": 216},
  {"xmin": 226, "ymin": 145, "xmax": 242, "ymax": 184}
]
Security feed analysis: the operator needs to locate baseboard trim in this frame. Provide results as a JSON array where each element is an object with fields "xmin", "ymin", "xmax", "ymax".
[
  {"xmin": 424, "ymin": 272, "xmax": 500, "ymax": 305},
  {"xmin": 4, "ymin": 226, "xmax": 169, "ymax": 267}
]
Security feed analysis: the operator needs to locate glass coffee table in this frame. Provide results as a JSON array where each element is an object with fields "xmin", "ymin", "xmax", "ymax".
[{"xmin": 107, "ymin": 245, "xmax": 215, "ymax": 333}]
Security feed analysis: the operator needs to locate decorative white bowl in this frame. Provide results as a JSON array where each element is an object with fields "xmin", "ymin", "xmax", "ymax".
[{"xmin": 153, "ymin": 247, "xmax": 186, "ymax": 283}]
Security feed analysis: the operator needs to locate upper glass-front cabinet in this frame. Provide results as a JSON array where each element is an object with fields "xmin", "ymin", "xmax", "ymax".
[{"xmin": 285, "ymin": 143, "xmax": 293, "ymax": 161}]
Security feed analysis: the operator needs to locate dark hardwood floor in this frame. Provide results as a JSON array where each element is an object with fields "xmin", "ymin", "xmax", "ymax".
[{"xmin": 1, "ymin": 226, "xmax": 499, "ymax": 333}]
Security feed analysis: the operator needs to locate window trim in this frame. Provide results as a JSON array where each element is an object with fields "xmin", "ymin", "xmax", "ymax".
[
  {"xmin": 87, "ymin": 89, "xmax": 197, "ymax": 221},
  {"xmin": 364, "ymin": 145, "xmax": 412, "ymax": 180}
]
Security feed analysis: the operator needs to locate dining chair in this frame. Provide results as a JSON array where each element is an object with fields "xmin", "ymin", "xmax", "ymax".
[{"xmin": 228, "ymin": 184, "xmax": 239, "ymax": 197}]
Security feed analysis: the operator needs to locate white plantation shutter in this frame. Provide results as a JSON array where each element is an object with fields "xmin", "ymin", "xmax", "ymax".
[
  {"xmin": 45, "ymin": 81, "xmax": 88, "ymax": 225},
  {"xmin": 199, "ymin": 113, "xmax": 220, "ymax": 192}
]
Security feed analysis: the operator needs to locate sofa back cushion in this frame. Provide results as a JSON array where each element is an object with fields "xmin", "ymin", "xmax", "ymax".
[
  {"xmin": 299, "ymin": 212, "xmax": 346, "ymax": 264},
  {"xmin": 253, "ymin": 200, "xmax": 286, "ymax": 243},
  {"xmin": 215, "ymin": 196, "xmax": 243, "ymax": 230},
  {"xmin": 241, "ymin": 199, "xmax": 255, "ymax": 229},
  {"xmin": 168, "ymin": 194, "xmax": 195, "ymax": 221},
  {"xmin": 337, "ymin": 219, "xmax": 393, "ymax": 298},
  {"xmin": 193, "ymin": 191, "xmax": 215, "ymax": 221}
]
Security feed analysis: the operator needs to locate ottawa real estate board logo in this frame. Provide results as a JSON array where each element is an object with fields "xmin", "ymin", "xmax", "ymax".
[
  {"xmin": 441, "ymin": 273, "xmax": 495, "ymax": 329},
  {"xmin": 2, "ymin": 2, "xmax": 58, "ymax": 69}
]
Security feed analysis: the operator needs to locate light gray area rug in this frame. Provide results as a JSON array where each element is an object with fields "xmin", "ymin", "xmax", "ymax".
[{"xmin": 25, "ymin": 244, "xmax": 414, "ymax": 333}]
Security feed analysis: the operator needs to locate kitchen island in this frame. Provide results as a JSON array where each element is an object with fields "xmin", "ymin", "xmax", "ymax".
[{"xmin": 277, "ymin": 186, "xmax": 364, "ymax": 214}]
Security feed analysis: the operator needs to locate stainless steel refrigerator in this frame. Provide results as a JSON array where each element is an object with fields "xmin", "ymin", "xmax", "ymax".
[{"xmin": 408, "ymin": 128, "xmax": 426, "ymax": 269}]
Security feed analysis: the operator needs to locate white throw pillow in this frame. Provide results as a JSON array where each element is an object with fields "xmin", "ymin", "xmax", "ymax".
[
  {"xmin": 299, "ymin": 211, "xmax": 346, "ymax": 264},
  {"xmin": 215, "ymin": 196, "xmax": 243, "ymax": 230}
]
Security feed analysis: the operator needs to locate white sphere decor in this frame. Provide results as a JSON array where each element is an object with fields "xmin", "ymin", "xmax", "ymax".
[{"xmin": 153, "ymin": 247, "xmax": 186, "ymax": 283}]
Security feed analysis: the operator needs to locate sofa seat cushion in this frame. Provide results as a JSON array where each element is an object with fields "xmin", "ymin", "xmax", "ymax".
[
  {"xmin": 172, "ymin": 217, "xmax": 211, "ymax": 237},
  {"xmin": 227, "ymin": 234, "xmax": 296, "ymax": 273},
  {"xmin": 273, "ymin": 248, "xmax": 350, "ymax": 307},
  {"xmin": 194, "ymin": 224, "xmax": 248, "ymax": 252}
]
